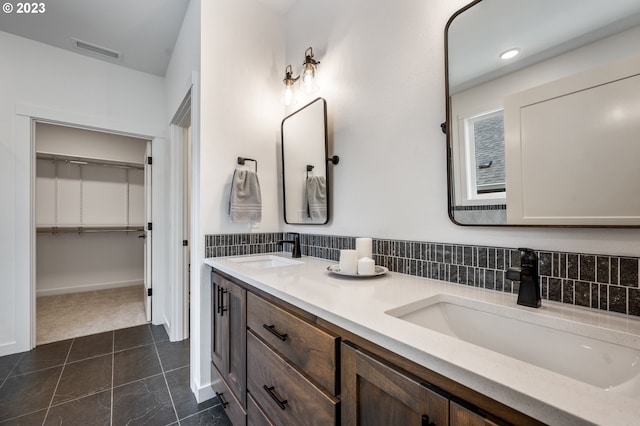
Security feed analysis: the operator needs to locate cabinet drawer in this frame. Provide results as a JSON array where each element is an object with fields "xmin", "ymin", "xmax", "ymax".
[
  {"xmin": 211, "ymin": 363, "xmax": 246, "ymax": 426},
  {"xmin": 450, "ymin": 401, "xmax": 503, "ymax": 426},
  {"xmin": 247, "ymin": 393, "xmax": 275, "ymax": 426},
  {"xmin": 247, "ymin": 331, "xmax": 339, "ymax": 426},
  {"xmin": 247, "ymin": 292, "xmax": 338, "ymax": 394}
]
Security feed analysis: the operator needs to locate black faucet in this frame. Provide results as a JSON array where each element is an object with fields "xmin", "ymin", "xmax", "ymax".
[
  {"xmin": 277, "ymin": 233, "xmax": 301, "ymax": 258},
  {"xmin": 506, "ymin": 248, "xmax": 541, "ymax": 308}
]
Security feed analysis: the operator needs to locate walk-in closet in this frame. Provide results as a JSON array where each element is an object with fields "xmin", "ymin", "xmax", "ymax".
[{"xmin": 35, "ymin": 122, "xmax": 151, "ymax": 345}]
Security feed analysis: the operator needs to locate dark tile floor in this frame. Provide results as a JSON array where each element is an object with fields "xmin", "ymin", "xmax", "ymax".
[{"xmin": 0, "ymin": 324, "xmax": 231, "ymax": 426}]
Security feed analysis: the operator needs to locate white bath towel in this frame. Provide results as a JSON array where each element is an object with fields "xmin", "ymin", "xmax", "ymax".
[
  {"xmin": 305, "ymin": 175, "xmax": 326, "ymax": 220},
  {"xmin": 229, "ymin": 169, "xmax": 262, "ymax": 223}
]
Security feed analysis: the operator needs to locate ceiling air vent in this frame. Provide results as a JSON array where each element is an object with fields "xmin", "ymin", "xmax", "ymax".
[{"xmin": 72, "ymin": 38, "xmax": 121, "ymax": 60}]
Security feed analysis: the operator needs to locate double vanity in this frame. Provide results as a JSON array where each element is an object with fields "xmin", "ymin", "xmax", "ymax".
[
  {"xmin": 205, "ymin": 253, "xmax": 640, "ymax": 425},
  {"xmin": 202, "ymin": 1, "xmax": 640, "ymax": 423}
]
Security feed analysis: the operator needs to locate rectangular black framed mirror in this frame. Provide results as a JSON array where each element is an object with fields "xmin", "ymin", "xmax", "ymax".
[
  {"xmin": 445, "ymin": 0, "xmax": 640, "ymax": 227},
  {"xmin": 281, "ymin": 97, "xmax": 331, "ymax": 224}
]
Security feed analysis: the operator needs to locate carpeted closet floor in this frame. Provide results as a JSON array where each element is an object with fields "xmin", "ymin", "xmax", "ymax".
[{"xmin": 36, "ymin": 285, "xmax": 148, "ymax": 345}]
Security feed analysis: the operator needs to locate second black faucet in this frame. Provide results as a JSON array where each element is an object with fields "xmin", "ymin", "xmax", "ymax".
[
  {"xmin": 506, "ymin": 248, "xmax": 541, "ymax": 308},
  {"xmin": 277, "ymin": 233, "xmax": 301, "ymax": 258}
]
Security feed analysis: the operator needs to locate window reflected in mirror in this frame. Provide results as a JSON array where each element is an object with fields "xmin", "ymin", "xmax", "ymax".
[{"xmin": 446, "ymin": 0, "xmax": 640, "ymax": 226}]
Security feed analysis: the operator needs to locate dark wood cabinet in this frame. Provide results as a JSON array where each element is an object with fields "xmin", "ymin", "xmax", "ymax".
[
  {"xmin": 342, "ymin": 341, "xmax": 449, "ymax": 426},
  {"xmin": 210, "ymin": 267, "xmax": 539, "ymax": 426},
  {"xmin": 247, "ymin": 292, "xmax": 339, "ymax": 394},
  {"xmin": 247, "ymin": 393, "xmax": 275, "ymax": 426},
  {"xmin": 247, "ymin": 331, "xmax": 339, "ymax": 426},
  {"xmin": 211, "ymin": 271, "xmax": 247, "ymax": 424},
  {"xmin": 450, "ymin": 401, "xmax": 502, "ymax": 426}
]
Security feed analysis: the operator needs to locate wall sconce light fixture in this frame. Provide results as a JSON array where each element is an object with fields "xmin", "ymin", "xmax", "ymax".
[
  {"xmin": 281, "ymin": 47, "xmax": 321, "ymax": 105},
  {"xmin": 301, "ymin": 47, "xmax": 320, "ymax": 94},
  {"xmin": 281, "ymin": 64, "xmax": 299, "ymax": 106}
]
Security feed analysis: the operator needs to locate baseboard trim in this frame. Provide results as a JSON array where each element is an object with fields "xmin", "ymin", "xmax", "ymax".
[
  {"xmin": 36, "ymin": 280, "xmax": 144, "ymax": 297},
  {"xmin": 193, "ymin": 378, "xmax": 215, "ymax": 403},
  {"xmin": 0, "ymin": 340, "xmax": 19, "ymax": 357},
  {"xmin": 162, "ymin": 314, "xmax": 173, "ymax": 341}
]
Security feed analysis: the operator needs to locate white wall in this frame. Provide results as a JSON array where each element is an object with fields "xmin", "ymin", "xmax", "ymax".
[
  {"xmin": 0, "ymin": 31, "xmax": 166, "ymax": 356},
  {"xmin": 195, "ymin": 0, "xmax": 285, "ymax": 401},
  {"xmin": 200, "ymin": 1, "xmax": 284, "ymax": 236},
  {"xmin": 282, "ymin": 0, "xmax": 640, "ymax": 258},
  {"xmin": 164, "ymin": 0, "xmax": 203, "ymax": 393},
  {"xmin": 165, "ymin": 0, "xmax": 201, "ymax": 120},
  {"xmin": 36, "ymin": 122, "xmax": 148, "ymax": 164},
  {"xmin": 36, "ymin": 233, "xmax": 144, "ymax": 296}
]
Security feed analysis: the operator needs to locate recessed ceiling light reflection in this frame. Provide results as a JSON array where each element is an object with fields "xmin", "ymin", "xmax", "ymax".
[{"xmin": 500, "ymin": 48, "xmax": 520, "ymax": 60}]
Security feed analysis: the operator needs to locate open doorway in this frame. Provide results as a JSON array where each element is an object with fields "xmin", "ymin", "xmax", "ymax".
[{"xmin": 34, "ymin": 122, "xmax": 152, "ymax": 345}]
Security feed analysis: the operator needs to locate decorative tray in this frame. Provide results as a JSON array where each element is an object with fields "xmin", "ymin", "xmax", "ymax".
[{"xmin": 327, "ymin": 264, "xmax": 388, "ymax": 277}]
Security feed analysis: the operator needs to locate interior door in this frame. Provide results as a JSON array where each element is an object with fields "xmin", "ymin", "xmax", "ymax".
[
  {"xmin": 182, "ymin": 126, "xmax": 191, "ymax": 335},
  {"xmin": 144, "ymin": 140, "xmax": 152, "ymax": 321}
]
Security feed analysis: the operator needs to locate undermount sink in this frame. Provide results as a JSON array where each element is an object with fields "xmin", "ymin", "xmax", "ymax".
[
  {"xmin": 228, "ymin": 255, "xmax": 303, "ymax": 269},
  {"xmin": 386, "ymin": 294, "xmax": 640, "ymax": 391}
]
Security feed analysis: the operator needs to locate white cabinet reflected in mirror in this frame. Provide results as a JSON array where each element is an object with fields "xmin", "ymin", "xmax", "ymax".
[
  {"xmin": 446, "ymin": 0, "xmax": 640, "ymax": 226},
  {"xmin": 282, "ymin": 98, "xmax": 336, "ymax": 225}
]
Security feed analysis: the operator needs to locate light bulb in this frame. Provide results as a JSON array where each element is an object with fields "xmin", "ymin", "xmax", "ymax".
[
  {"xmin": 300, "ymin": 47, "xmax": 320, "ymax": 94},
  {"xmin": 301, "ymin": 65, "xmax": 318, "ymax": 94},
  {"xmin": 281, "ymin": 82, "xmax": 298, "ymax": 106},
  {"xmin": 281, "ymin": 65, "xmax": 299, "ymax": 106}
]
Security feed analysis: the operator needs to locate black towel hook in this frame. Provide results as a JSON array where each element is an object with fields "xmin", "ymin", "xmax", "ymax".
[
  {"xmin": 306, "ymin": 164, "xmax": 314, "ymax": 179},
  {"xmin": 237, "ymin": 156, "xmax": 257, "ymax": 172},
  {"xmin": 327, "ymin": 155, "xmax": 340, "ymax": 165}
]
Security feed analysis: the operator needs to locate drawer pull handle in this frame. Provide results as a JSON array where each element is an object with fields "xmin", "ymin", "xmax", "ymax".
[
  {"xmin": 217, "ymin": 286, "xmax": 228, "ymax": 316},
  {"xmin": 215, "ymin": 391, "xmax": 229, "ymax": 409},
  {"xmin": 216, "ymin": 286, "xmax": 222, "ymax": 314},
  {"xmin": 421, "ymin": 415, "xmax": 436, "ymax": 426},
  {"xmin": 263, "ymin": 385, "xmax": 288, "ymax": 410},
  {"xmin": 263, "ymin": 324, "xmax": 288, "ymax": 341}
]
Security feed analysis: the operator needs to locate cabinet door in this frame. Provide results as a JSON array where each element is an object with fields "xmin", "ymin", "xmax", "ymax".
[
  {"xmin": 342, "ymin": 342, "xmax": 449, "ymax": 426},
  {"xmin": 211, "ymin": 272, "xmax": 247, "ymax": 406},
  {"xmin": 212, "ymin": 368, "xmax": 247, "ymax": 426},
  {"xmin": 211, "ymin": 271, "xmax": 228, "ymax": 374},
  {"xmin": 226, "ymin": 278, "xmax": 247, "ymax": 405}
]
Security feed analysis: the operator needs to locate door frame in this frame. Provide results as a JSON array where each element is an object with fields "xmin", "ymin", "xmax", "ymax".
[
  {"xmin": 17, "ymin": 103, "xmax": 165, "ymax": 350},
  {"xmin": 170, "ymin": 88, "xmax": 193, "ymax": 341},
  {"xmin": 144, "ymin": 140, "xmax": 153, "ymax": 322},
  {"xmin": 168, "ymin": 72, "xmax": 209, "ymax": 402}
]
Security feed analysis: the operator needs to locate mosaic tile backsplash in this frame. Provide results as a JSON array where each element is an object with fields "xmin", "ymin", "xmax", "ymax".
[{"xmin": 205, "ymin": 232, "xmax": 640, "ymax": 318}]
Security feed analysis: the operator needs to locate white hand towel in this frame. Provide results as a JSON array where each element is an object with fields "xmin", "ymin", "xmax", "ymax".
[
  {"xmin": 229, "ymin": 169, "xmax": 262, "ymax": 223},
  {"xmin": 305, "ymin": 175, "xmax": 326, "ymax": 220}
]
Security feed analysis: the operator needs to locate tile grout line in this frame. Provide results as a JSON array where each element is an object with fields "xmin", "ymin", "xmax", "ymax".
[
  {"xmin": 0, "ymin": 352, "xmax": 26, "ymax": 389},
  {"xmin": 151, "ymin": 325, "xmax": 181, "ymax": 425},
  {"xmin": 112, "ymin": 372, "xmax": 165, "ymax": 391},
  {"xmin": 41, "ymin": 338, "xmax": 74, "ymax": 426},
  {"xmin": 178, "ymin": 404, "xmax": 223, "ymax": 423},
  {"xmin": 110, "ymin": 331, "xmax": 114, "ymax": 426}
]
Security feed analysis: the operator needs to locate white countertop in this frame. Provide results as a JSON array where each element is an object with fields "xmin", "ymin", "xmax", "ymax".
[{"xmin": 204, "ymin": 253, "xmax": 640, "ymax": 425}]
